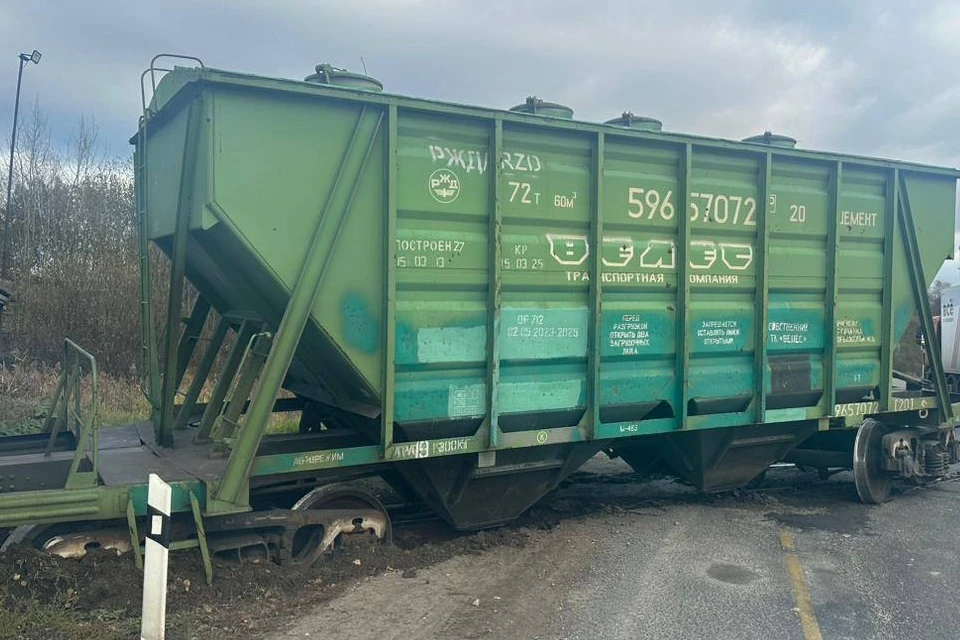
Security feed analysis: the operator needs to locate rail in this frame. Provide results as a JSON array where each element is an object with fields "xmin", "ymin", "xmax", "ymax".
[{"xmin": 43, "ymin": 339, "xmax": 101, "ymax": 488}]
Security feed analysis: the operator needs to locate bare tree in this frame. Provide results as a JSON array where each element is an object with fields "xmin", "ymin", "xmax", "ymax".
[{"xmin": 1, "ymin": 103, "xmax": 150, "ymax": 375}]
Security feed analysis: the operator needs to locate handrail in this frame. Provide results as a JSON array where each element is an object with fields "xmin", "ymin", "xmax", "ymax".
[
  {"xmin": 140, "ymin": 54, "xmax": 205, "ymax": 117},
  {"xmin": 43, "ymin": 339, "xmax": 101, "ymax": 488}
]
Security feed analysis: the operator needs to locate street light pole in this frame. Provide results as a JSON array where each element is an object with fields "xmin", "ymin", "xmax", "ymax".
[{"xmin": 0, "ymin": 49, "xmax": 41, "ymax": 352}]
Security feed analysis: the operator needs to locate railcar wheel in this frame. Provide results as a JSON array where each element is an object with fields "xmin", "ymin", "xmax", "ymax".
[
  {"xmin": 0, "ymin": 523, "xmax": 131, "ymax": 558},
  {"xmin": 853, "ymin": 418, "xmax": 892, "ymax": 504},
  {"xmin": 286, "ymin": 484, "xmax": 391, "ymax": 565}
]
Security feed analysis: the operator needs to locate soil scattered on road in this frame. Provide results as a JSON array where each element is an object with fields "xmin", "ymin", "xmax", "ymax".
[
  {"xmin": 0, "ymin": 511, "xmax": 547, "ymax": 640},
  {"xmin": 0, "ymin": 464, "xmax": 835, "ymax": 640}
]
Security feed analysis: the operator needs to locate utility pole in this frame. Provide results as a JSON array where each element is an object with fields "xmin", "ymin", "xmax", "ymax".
[{"xmin": 0, "ymin": 49, "xmax": 41, "ymax": 353}]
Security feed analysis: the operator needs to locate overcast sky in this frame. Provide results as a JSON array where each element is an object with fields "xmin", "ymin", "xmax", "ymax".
[{"xmin": 2, "ymin": 0, "xmax": 959, "ymax": 278}]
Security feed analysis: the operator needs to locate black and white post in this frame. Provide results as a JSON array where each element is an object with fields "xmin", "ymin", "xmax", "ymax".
[{"xmin": 141, "ymin": 473, "xmax": 172, "ymax": 640}]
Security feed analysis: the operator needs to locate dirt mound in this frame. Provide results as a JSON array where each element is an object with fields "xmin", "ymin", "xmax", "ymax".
[
  {"xmin": 0, "ymin": 545, "xmax": 140, "ymax": 611},
  {"xmin": 0, "ymin": 516, "xmax": 543, "ymax": 640}
]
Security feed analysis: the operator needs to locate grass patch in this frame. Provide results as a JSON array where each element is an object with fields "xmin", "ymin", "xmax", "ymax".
[
  {"xmin": 0, "ymin": 358, "xmax": 302, "ymax": 436},
  {"xmin": 0, "ymin": 359, "xmax": 148, "ymax": 435}
]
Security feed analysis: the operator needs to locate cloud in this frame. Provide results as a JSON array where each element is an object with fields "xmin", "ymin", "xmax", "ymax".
[
  {"xmin": 1, "ymin": 0, "xmax": 957, "ymax": 185},
  {"xmin": 0, "ymin": 0, "xmax": 956, "ymax": 284},
  {"xmin": 0, "ymin": 2, "xmax": 951, "ymax": 153}
]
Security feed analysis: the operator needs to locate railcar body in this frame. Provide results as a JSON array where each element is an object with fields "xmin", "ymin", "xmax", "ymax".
[{"xmin": 1, "ymin": 57, "xmax": 957, "ymax": 566}]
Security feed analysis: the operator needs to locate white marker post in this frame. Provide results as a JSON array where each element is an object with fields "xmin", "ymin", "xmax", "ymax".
[{"xmin": 141, "ymin": 473, "xmax": 172, "ymax": 640}]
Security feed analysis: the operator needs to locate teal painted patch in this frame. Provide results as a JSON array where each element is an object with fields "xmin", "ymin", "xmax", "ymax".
[
  {"xmin": 686, "ymin": 410, "xmax": 756, "ymax": 430},
  {"xmin": 688, "ymin": 361, "xmax": 754, "ymax": 398},
  {"xmin": 395, "ymin": 376, "xmax": 485, "ymax": 422},
  {"xmin": 501, "ymin": 307, "xmax": 588, "ymax": 359},
  {"xmin": 836, "ymin": 359, "xmax": 877, "ymax": 387},
  {"xmin": 395, "ymin": 315, "xmax": 487, "ymax": 365},
  {"xmin": 601, "ymin": 311, "xmax": 673, "ymax": 356},
  {"xmin": 596, "ymin": 417, "xmax": 677, "ymax": 439},
  {"xmin": 499, "ymin": 378, "xmax": 584, "ymax": 413},
  {"xmin": 691, "ymin": 315, "xmax": 752, "ymax": 352},
  {"xmin": 765, "ymin": 407, "xmax": 810, "ymax": 422},
  {"xmin": 600, "ymin": 366, "xmax": 675, "ymax": 407},
  {"xmin": 394, "ymin": 322, "xmax": 418, "ymax": 365},
  {"xmin": 252, "ymin": 444, "xmax": 382, "ymax": 476},
  {"xmin": 394, "ymin": 374, "xmax": 587, "ymax": 422},
  {"xmin": 767, "ymin": 307, "xmax": 823, "ymax": 350},
  {"xmin": 341, "ymin": 293, "xmax": 379, "ymax": 353},
  {"xmin": 416, "ymin": 325, "xmax": 485, "ymax": 363}
]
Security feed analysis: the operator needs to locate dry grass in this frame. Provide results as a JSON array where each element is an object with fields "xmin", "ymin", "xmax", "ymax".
[
  {"xmin": 177, "ymin": 367, "xmax": 301, "ymax": 434},
  {"xmin": 0, "ymin": 358, "xmax": 150, "ymax": 435},
  {"xmin": 0, "ymin": 358, "xmax": 298, "ymax": 435}
]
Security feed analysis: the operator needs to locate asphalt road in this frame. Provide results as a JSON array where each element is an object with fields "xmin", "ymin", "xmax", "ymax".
[{"xmin": 269, "ymin": 457, "xmax": 960, "ymax": 640}]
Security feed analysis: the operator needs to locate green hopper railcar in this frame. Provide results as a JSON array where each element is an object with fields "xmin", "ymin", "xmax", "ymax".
[{"xmin": 1, "ymin": 55, "xmax": 958, "ymax": 574}]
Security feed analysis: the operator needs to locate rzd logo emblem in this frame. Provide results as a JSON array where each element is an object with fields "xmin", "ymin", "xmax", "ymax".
[{"xmin": 429, "ymin": 168, "xmax": 461, "ymax": 203}]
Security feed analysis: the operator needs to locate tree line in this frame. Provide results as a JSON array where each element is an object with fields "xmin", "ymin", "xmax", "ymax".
[{"xmin": 0, "ymin": 103, "xmax": 168, "ymax": 377}]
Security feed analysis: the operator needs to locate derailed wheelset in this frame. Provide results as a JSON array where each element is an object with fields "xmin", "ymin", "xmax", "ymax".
[{"xmin": 853, "ymin": 418, "xmax": 958, "ymax": 503}]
